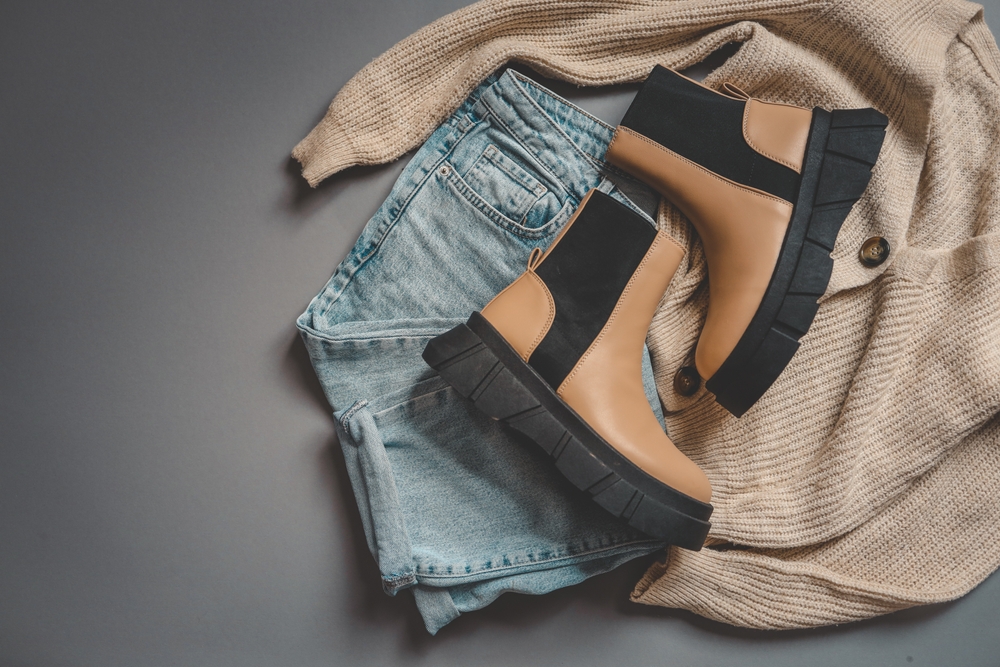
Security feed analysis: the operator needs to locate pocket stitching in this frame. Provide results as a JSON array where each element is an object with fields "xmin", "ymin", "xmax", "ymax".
[
  {"xmin": 463, "ymin": 145, "xmax": 552, "ymax": 230},
  {"xmin": 482, "ymin": 149, "xmax": 550, "ymax": 226},
  {"xmin": 481, "ymin": 145, "xmax": 546, "ymax": 196},
  {"xmin": 444, "ymin": 162, "xmax": 562, "ymax": 240}
]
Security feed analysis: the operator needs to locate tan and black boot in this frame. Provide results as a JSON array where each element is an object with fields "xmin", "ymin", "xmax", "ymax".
[
  {"xmin": 605, "ymin": 66, "xmax": 888, "ymax": 416},
  {"xmin": 422, "ymin": 189, "xmax": 713, "ymax": 550}
]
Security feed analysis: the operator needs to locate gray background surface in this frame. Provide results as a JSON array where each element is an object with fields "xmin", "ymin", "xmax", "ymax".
[{"xmin": 2, "ymin": 1, "xmax": 999, "ymax": 665}]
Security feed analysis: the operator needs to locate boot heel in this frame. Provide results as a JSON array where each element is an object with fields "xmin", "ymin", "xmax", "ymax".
[
  {"xmin": 425, "ymin": 315, "xmax": 714, "ymax": 550},
  {"xmin": 708, "ymin": 107, "xmax": 887, "ymax": 416}
]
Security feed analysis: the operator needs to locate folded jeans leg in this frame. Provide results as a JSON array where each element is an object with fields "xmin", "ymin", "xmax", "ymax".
[{"xmin": 308, "ymin": 322, "xmax": 665, "ymax": 634}]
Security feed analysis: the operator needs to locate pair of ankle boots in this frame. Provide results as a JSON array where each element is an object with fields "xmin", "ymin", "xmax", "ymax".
[{"xmin": 423, "ymin": 66, "xmax": 888, "ymax": 550}]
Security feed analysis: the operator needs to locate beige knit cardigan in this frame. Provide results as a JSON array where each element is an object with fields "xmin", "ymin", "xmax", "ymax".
[{"xmin": 293, "ymin": 0, "xmax": 1000, "ymax": 628}]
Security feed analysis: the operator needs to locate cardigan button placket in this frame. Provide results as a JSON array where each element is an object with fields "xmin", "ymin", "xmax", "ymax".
[
  {"xmin": 860, "ymin": 236, "xmax": 890, "ymax": 267},
  {"xmin": 673, "ymin": 366, "xmax": 701, "ymax": 397}
]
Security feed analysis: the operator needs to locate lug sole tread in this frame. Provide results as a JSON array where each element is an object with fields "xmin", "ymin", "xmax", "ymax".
[{"xmin": 422, "ymin": 314, "xmax": 713, "ymax": 550}]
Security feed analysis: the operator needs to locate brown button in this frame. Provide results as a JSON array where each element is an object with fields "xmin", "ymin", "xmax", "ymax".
[
  {"xmin": 673, "ymin": 366, "xmax": 701, "ymax": 396},
  {"xmin": 860, "ymin": 236, "xmax": 890, "ymax": 267}
]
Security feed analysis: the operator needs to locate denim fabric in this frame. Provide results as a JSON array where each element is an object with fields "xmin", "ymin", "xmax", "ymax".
[{"xmin": 297, "ymin": 68, "xmax": 668, "ymax": 634}]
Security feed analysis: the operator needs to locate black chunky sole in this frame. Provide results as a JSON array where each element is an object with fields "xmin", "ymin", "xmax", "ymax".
[
  {"xmin": 707, "ymin": 107, "xmax": 888, "ymax": 417},
  {"xmin": 423, "ymin": 312, "xmax": 713, "ymax": 550}
]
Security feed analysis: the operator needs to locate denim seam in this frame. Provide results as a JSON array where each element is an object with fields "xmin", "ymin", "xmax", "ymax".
[
  {"xmin": 382, "ymin": 572, "xmax": 418, "ymax": 595},
  {"xmin": 481, "ymin": 149, "xmax": 549, "ymax": 227},
  {"xmin": 338, "ymin": 400, "xmax": 370, "ymax": 425},
  {"xmin": 380, "ymin": 119, "xmax": 478, "ymax": 235},
  {"xmin": 444, "ymin": 165, "xmax": 563, "ymax": 240},
  {"xmin": 517, "ymin": 190, "xmax": 548, "ymax": 227},
  {"xmin": 477, "ymin": 102, "xmax": 574, "ymax": 198},
  {"xmin": 298, "ymin": 322, "xmax": 444, "ymax": 344},
  {"xmin": 370, "ymin": 386, "xmax": 451, "ymax": 417},
  {"xmin": 414, "ymin": 539, "xmax": 664, "ymax": 579},
  {"xmin": 482, "ymin": 144, "xmax": 545, "ymax": 195}
]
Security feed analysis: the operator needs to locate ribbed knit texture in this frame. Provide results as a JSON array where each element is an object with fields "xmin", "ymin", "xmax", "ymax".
[{"xmin": 294, "ymin": 0, "xmax": 1000, "ymax": 629}]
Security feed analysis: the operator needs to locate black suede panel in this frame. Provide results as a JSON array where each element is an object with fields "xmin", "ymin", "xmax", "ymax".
[
  {"xmin": 620, "ymin": 65, "xmax": 801, "ymax": 203},
  {"xmin": 529, "ymin": 191, "xmax": 656, "ymax": 389}
]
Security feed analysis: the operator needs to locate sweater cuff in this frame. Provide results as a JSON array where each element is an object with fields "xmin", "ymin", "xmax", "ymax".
[
  {"xmin": 291, "ymin": 115, "xmax": 357, "ymax": 187},
  {"xmin": 630, "ymin": 547, "xmax": 921, "ymax": 629}
]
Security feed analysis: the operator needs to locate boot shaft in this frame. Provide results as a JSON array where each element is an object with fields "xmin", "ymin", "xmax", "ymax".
[
  {"xmin": 481, "ymin": 190, "xmax": 664, "ymax": 391},
  {"xmin": 615, "ymin": 65, "xmax": 812, "ymax": 203},
  {"xmin": 529, "ymin": 191, "xmax": 658, "ymax": 389}
]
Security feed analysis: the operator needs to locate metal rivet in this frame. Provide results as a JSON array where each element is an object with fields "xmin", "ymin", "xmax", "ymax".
[
  {"xmin": 673, "ymin": 366, "xmax": 701, "ymax": 397},
  {"xmin": 860, "ymin": 236, "xmax": 890, "ymax": 267},
  {"xmin": 439, "ymin": 165, "xmax": 450, "ymax": 176}
]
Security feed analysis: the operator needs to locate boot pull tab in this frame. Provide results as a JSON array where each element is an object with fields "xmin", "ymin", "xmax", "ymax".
[
  {"xmin": 527, "ymin": 247, "xmax": 544, "ymax": 270},
  {"xmin": 721, "ymin": 82, "xmax": 750, "ymax": 100}
]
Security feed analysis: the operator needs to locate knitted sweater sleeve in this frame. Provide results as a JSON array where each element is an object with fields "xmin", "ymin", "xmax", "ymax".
[{"xmin": 291, "ymin": 0, "xmax": 821, "ymax": 186}]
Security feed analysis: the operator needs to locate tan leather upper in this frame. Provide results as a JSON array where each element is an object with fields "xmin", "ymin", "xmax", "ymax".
[
  {"xmin": 480, "ymin": 259, "xmax": 553, "ymax": 361},
  {"xmin": 743, "ymin": 99, "xmax": 812, "ymax": 173},
  {"xmin": 480, "ymin": 190, "xmax": 598, "ymax": 358},
  {"xmin": 557, "ymin": 231, "xmax": 711, "ymax": 503},
  {"xmin": 605, "ymin": 126, "xmax": 793, "ymax": 380}
]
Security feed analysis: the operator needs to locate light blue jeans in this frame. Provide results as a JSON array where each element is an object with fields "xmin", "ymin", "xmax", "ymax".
[{"xmin": 297, "ymin": 68, "xmax": 668, "ymax": 634}]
